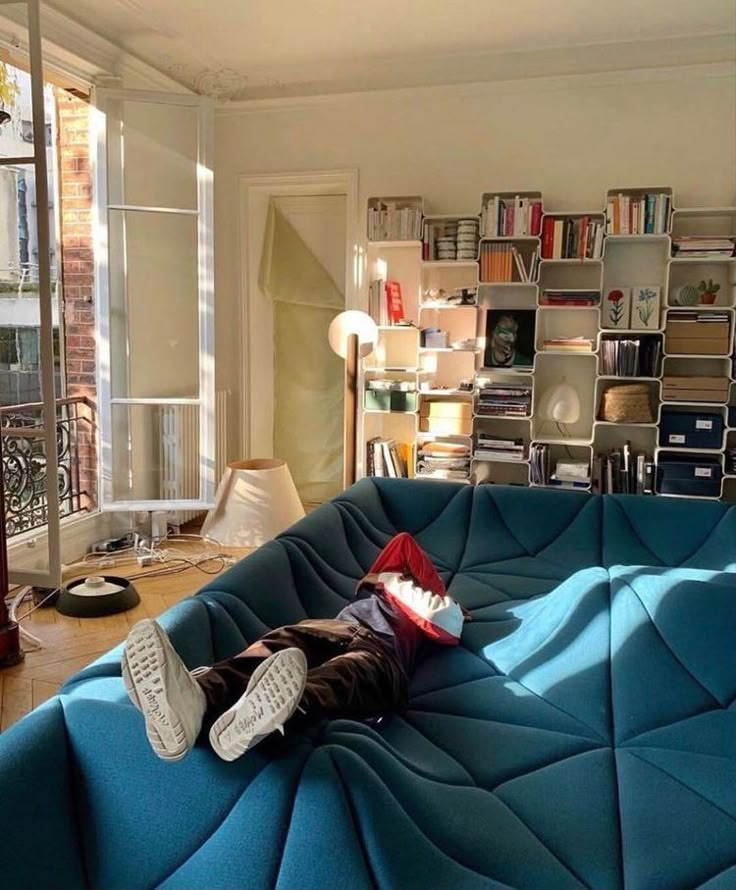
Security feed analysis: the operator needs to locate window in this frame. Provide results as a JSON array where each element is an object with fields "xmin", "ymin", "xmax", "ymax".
[{"xmin": 94, "ymin": 89, "xmax": 215, "ymax": 511}]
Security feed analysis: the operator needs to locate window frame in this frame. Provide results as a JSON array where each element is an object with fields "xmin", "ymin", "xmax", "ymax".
[
  {"xmin": 0, "ymin": 0, "xmax": 62, "ymax": 586},
  {"xmin": 92, "ymin": 87, "xmax": 216, "ymax": 512}
]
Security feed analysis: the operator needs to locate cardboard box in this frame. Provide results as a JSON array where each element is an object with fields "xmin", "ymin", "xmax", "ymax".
[
  {"xmin": 661, "ymin": 376, "xmax": 730, "ymax": 403},
  {"xmin": 665, "ymin": 319, "xmax": 730, "ymax": 355},
  {"xmin": 420, "ymin": 401, "xmax": 472, "ymax": 420},
  {"xmin": 419, "ymin": 416, "xmax": 472, "ymax": 436},
  {"xmin": 665, "ymin": 337, "xmax": 730, "ymax": 356}
]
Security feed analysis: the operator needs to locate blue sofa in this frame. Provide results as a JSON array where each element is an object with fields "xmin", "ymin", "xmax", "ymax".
[{"xmin": 2, "ymin": 480, "xmax": 735, "ymax": 889}]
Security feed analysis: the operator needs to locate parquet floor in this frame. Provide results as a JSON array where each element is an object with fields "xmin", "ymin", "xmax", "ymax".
[{"xmin": 0, "ymin": 541, "xmax": 251, "ymax": 732}]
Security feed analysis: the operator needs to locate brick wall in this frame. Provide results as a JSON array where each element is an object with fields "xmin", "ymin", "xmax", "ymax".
[{"xmin": 56, "ymin": 90, "xmax": 97, "ymax": 511}]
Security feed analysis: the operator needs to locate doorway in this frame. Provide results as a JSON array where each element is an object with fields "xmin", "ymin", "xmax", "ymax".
[{"xmin": 241, "ymin": 171, "xmax": 359, "ymax": 508}]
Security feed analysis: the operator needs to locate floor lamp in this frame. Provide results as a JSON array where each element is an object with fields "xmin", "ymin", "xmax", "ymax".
[{"xmin": 328, "ymin": 310, "xmax": 378, "ymax": 488}]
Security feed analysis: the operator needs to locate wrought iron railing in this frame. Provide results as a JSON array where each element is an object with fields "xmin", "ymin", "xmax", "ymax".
[{"xmin": 0, "ymin": 396, "xmax": 96, "ymax": 538}]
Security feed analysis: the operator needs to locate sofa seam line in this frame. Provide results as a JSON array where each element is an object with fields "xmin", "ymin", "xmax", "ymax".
[
  {"xmin": 608, "ymin": 570, "xmax": 626, "ymax": 890},
  {"xmin": 625, "ymin": 748, "xmax": 736, "ymax": 825},
  {"xmin": 58, "ymin": 697, "xmax": 94, "ymax": 890},
  {"xmin": 629, "ymin": 586, "xmax": 723, "ymax": 708},
  {"xmin": 327, "ymin": 749, "xmax": 381, "ymax": 890}
]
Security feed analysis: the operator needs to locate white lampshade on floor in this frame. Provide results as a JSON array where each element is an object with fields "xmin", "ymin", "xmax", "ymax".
[{"xmin": 201, "ymin": 459, "xmax": 305, "ymax": 547}]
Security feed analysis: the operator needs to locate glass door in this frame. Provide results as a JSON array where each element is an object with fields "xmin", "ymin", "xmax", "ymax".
[{"xmin": 93, "ymin": 88, "xmax": 215, "ymax": 511}]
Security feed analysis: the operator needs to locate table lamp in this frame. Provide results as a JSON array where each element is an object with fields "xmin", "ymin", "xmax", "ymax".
[
  {"xmin": 539, "ymin": 377, "xmax": 581, "ymax": 436},
  {"xmin": 328, "ymin": 310, "xmax": 378, "ymax": 488}
]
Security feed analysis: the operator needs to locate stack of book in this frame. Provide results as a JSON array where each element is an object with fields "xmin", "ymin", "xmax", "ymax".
[
  {"xmin": 368, "ymin": 202, "xmax": 422, "ymax": 241},
  {"xmin": 474, "ymin": 433, "xmax": 526, "ymax": 462},
  {"xmin": 671, "ymin": 236, "xmax": 736, "ymax": 259},
  {"xmin": 481, "ymin": 195, "xmax": 543, "ymax": 238},
  {"xmin": 530, "ymin": 447, "xmax": 592, "ymax": 488},
  {"xmin": 529, "ymin": 443, "xmax": 549, "ymax": 485},
  {"xmin": 542, "ymin": 337, "xmax": 594, "ymax": 353},
  {"xmin": 368, "ymin": 279, "xmax": 405, "ymax": 325},
  {"xmin": 540, "ymin": 289, "xmax": 600, "ymax": 307},
  {"xmin": 415, "ymin": 440, "xmax": 470, "ymax": 481},
  {"xmin": 600, "ymin": 335, "xmax": 662, "ymax": 377},
  {"xmin": 549, "ymin": 459, "xmax": 591, "ymax": 489},
  {"xmin": 366, "ymin": 438, "xmax": 413, "ymax": 478},
  {"xmin": 541, "ymin": 217, "xmax": 604, "ymax": 260},
  {"xmin": 476, "ymin": 383, "xmax": 532, "ymax": 417},
  {"xmin": 606, "ymin": 193, "xmax": 671, "ymax": 235},
  {"xmin": 479, "ymin": 243, "xmax": 539, "ymax": 282},
  {"xmin": 592, "ymin": 446, "xmax": 654, "ymax": 494}
]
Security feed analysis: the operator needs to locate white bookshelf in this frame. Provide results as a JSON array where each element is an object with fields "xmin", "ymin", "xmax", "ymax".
[{"xmin": 361, "ymin": 191, "xmax": 736, "ymax": 501}]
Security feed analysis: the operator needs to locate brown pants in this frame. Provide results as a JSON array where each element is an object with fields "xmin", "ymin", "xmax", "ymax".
[{"xmin": 195, "ymin": 619, "xmax": 409, "ymax": 729}]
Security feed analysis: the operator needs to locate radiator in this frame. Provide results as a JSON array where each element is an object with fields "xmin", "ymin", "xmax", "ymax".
[{"xmin": 160, "ymin": 390, "xmax": 228, "ymax": 526}]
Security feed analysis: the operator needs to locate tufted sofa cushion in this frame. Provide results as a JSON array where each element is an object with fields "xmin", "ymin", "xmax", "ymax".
[{"xmin": 1, "ymin": 480, "xmax": 735, "ymax": 889}]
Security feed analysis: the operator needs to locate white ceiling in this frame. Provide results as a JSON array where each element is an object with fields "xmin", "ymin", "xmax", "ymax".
[{"xmin": 45, "ymin": 0, "xmax": 736, "ymax": 99}]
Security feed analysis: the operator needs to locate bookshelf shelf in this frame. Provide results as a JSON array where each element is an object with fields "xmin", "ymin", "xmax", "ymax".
[
  {"xmin": 418, "ymin": 347, "xmax": 480, "ymax": 354},
  {"xmin": 530, "ymin": 436, "xmax": 593, "ymax": 447},
  {"xmin": 367, "ymin": 240, "xmax": 423, "ymax": 249},
  {"xmin": 422, "ymin": 260, "xmax": 479, "ymax": 269},
  {"xmin": 480, "ymin": 236, "xmax": 539, "ymax": 243},
  {"xmin": 540, "ymin": 259, "xmax": 602, "ymax": 266},
  {"xmin": 361, "ymin": 188, "xmax": 736, "ymax": 499},
  {"xmin": 669, "ymin": 257, "xmax": 736, "ymax": 265}
]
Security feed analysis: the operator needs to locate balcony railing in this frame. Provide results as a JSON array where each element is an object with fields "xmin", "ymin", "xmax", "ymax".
[{"xmin": 0, "ymin": 396, "xmax": 96, "ymax": 538}]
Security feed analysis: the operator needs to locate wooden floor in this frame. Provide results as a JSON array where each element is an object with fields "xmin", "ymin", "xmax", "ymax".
[{"xmin": 0, "ymin": 541, "xmax": 251, "ymax": 732}]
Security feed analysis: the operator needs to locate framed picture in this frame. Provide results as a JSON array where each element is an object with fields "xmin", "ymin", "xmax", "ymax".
[
  {"xmin": 484, "ymin": 309, "xmax": 536, "ymax": 368},
  {"xmin": 603, "ymin": 287, "xmax": 631, "ymax": 329},
  {"xmin": 631, "ymin": 285, "xmax": 661, "ymax": 330}
]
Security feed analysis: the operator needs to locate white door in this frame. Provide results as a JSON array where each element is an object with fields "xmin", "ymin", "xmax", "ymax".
[
  {"xmin": 251, "ymin": 193, "xmax": 347, "ymax": 505},
  {"xmin": 93, "ymin": 88, "xmax": 215, "ymax": 512}
]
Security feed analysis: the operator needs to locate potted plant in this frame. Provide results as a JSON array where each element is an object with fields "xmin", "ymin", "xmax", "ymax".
[
  {"xmin": 698, "ymin": 278, "xmax": 721, "ymax": 305},
  {"xmin": 0, "ymin": 62, "xmax": 18, "ymax": 126}
]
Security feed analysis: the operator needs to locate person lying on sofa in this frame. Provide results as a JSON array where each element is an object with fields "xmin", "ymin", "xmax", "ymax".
[{"xmin": 122, "ymin": 532, "xmax": 469, "ymax": 763}]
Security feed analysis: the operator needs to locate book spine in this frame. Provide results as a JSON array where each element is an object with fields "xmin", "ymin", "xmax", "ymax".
[
  {"xmin": 553, "ymin": 220, "xmax": 563, "ymax": 259},
  {"xmin": 530, "ymin": 201, "xmax": 542, "ymax": 236},
  {"xmin": 541, "ymin": 217, "xmax": 553, "ymax": 258},
  {"xmin": 645, "ymin": 194, "xmax": 655, "ymax": 234}
]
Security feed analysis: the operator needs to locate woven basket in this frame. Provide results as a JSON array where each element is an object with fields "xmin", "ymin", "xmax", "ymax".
[{"xmin": 599, "ymin": 383, "xmax": 654, "ymax": 423}]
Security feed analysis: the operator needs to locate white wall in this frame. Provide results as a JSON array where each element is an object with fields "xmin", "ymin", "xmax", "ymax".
[{"xmin": 214, "ymin": 63, "xmax": 736, "ymax": 460}]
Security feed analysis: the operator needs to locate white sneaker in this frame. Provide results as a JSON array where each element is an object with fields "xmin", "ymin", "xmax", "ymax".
[
  {"xmin": 122, "ymin": 619, "xmax": 207, "ymax": 762},
  {"xmin": 209, "ymin": 648, "xmax": 307, "ymax": 762}
]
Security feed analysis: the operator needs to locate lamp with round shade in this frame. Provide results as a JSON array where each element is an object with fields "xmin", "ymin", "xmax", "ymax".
[
  {"xmin": 539, "ymin": 377, "xmax": 581, "ymax": 434},
  {"xmin": 328, "ymin": 310, "xmax": 378, "ymax": 488}
]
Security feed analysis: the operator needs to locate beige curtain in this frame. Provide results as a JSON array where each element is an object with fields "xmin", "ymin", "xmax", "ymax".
[{"xmin": 259, "ymin": 201, "xmax": 344, "ymax": 505}]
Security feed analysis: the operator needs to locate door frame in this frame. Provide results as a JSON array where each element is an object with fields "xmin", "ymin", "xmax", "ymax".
[{"xmin": 238, "ymin": 169, "xmax": 359, "ymax": 458}]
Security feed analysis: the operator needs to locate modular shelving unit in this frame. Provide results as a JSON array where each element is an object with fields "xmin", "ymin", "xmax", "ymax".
[{"xmin": 361, "ymin": 191, "xmax": 736, "ymax": 501}]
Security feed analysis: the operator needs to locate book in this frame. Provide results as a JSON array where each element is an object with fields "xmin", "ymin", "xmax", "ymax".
[
  {"xmin": 606, "ymin": 193, "xmax": 671, "ymax": 235},
  {"xmin": 384, "ymin": 281, "xmax": 404, "ymax": 324},
  {"xmin": 481, "ymin": 195, "xmax": 543, "ymax": 237},
  {"xmin": 541, "ymin": 216, "xmax": 604, "ymax": 259}
]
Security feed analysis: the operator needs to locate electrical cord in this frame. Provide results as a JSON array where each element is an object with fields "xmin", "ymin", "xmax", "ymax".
[{"xmin": 7, "ymin": 534, "xmax": 234, "ymax": 651}]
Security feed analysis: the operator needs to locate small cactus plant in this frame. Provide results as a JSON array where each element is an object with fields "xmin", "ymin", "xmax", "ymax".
[
  {"xmin": 698, "ymin": 278, "xmax": 721, "ymax": 305},
  {"xmin": 676, "ymin": 284, "xmax": 699, "ymax": 306}
]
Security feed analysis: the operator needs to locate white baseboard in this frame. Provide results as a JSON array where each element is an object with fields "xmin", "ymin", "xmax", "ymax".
[{"xmin": 7, "ymin": 510, "xmax": 133, "ymax": 579}]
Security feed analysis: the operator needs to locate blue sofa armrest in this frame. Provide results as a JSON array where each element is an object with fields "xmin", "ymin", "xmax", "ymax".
[{"xmin": 0, "ymin": 698, "xmax": 87, "ymax": 889}]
